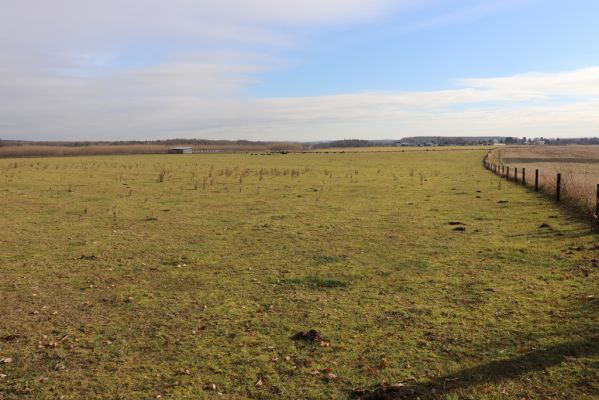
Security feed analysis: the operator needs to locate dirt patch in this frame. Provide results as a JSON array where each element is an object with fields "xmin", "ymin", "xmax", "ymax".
[
  {"xmin": 2, "ymin": 334, "xmax": 23, "ymax": 343},
  {"xmin": 292, "ymin": 329, "xmax": 326, "ymax": 343}
]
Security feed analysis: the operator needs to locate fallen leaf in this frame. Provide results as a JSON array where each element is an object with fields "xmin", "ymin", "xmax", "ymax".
[
  {"xmin": 379, "ymin": 358, "xmax": 388, "ymax": 369},
  {"xmin": 517, "ymin": 346, "xmax": 530, "ymax": 353}
]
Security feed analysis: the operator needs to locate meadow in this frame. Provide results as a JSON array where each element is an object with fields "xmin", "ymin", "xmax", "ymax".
[{"xmin": 0, "ymin": 149, "xmax": 597, "ymax": 399}]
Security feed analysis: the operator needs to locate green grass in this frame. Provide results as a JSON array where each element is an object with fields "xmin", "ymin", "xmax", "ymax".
[
  {"xmin": 0, "ymin": 150, "xmax": 597, "ymax": 399},
  {"xmin": 281, "ymin": 276, "xmax": 347, "ymax": 289}
]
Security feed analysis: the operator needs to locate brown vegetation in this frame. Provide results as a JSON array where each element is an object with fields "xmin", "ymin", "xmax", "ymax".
[
  {"xmin": 0, "ymin": 144, "xmax": 169, "ymax": 158},
  {"xmin": 0, "ymin": 142, "xmax": 305, "ymax": 158},
  {"xmin": 488, "ymin": 145, "xmax": 599, "ymax": 224}
]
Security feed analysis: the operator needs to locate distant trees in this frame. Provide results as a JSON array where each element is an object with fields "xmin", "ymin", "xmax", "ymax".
[
  {"xmin": 501, "ymin": 136, "xmax": 599, "ymax": 145},
  {"xmin": 312, "ymin": 139, "xmax": 372, "ymax": 149}
]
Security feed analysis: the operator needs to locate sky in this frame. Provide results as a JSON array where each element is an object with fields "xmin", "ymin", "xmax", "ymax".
[{"xmin": 1, "ymin": 0, "xmax": 599, "ymax": 141}]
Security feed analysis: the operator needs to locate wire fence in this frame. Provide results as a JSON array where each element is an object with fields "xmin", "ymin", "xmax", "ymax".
[{"xmin": 483, "ymin": 151, "xmax": 599, "ymax": 230}]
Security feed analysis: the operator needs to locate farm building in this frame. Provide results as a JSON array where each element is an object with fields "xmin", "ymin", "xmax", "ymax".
[{"xmin": 168, "ymin": 147, "xmax": 193, "ymax": 154}]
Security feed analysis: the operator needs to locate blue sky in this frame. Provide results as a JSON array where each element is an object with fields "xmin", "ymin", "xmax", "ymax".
[
  {"xmin": 1, "ymin": 0, "xmax": 599, "ymax": 141},
  {"xmin": 251, "ymin": 0, "xmax": 599, "ymax": 96}
]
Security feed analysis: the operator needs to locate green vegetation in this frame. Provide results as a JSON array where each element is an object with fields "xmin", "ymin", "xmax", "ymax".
[
  {"xmin": 0, "ymin": 149, "xmax": 597, "ymax": 399},
  {"xmin": 281, "ymin": 276, "xmax": 347, "ymax": 289}
]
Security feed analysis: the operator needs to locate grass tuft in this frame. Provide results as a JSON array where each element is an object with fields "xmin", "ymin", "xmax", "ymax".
[{"xmin": 282, "ymin": 275, "xmax": 347, "ymax": 289}]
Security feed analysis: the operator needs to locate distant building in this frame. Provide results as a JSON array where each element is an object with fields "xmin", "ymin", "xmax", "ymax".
[{"xmin": 168, "ymin": 147, "xmax": 193, "ymax": 154}]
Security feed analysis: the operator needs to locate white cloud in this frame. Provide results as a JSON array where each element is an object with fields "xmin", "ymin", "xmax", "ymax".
[
  {"xmin": 1, "ymin": 0, "xmax": 401, "ymax": 47},
  {"xmin": 1, "ymin": 1, "xmax": 598, "ymax": 141},
  {"xmin": 461, "ymin": 66, "xmax": 599, "ymax": 98},
  {"xmin": 2, "ymin": 61, "xmax": 599, "ymax": 140}
]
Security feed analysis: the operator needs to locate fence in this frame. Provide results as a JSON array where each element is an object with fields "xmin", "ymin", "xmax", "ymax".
[{"xmin": 483, "ymin": 151, "xmax": 599, "ymax": 230}]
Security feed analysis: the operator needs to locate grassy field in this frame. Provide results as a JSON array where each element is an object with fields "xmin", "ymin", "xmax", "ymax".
[
  {"xmin": 488, "ymin": 145, "xmax": 599, "ymax": 219},
  {"xmin": 0, "ymin": 149, "xmax": 597, "ymax": 399}
]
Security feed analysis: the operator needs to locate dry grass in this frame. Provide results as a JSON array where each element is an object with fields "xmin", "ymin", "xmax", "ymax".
[
  {"xmin": 0, "ymin": 145, "xmax": 169, "ymax": 158},
  {"xmin": 0, "ymin": 143, "xmax": 305, "ymax": 158},
  {"xmin": 489, "ymin": 145, "xmax": 599, "ymax": 223},
  {"xmin": 494, "ymin": 145, "xmax": 599, "ymax": 162}
]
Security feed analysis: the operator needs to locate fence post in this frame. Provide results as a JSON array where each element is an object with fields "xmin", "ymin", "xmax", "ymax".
[
  {"xmin": 535, "ymin": 169, "xmax": 539, "ymax": 192},
  {"xmin": 515, "ymin": 167, "xmax": 518, "ymax": 183},
  {"xmin": 596, "ymin": 184, "xmax": 599, "ymax": 217},
  {"xmin": 506, "ymin": 166, "xmax": 510, "ymax": 180},
  {"xmin": 556, "ymin": 173, "xmax": 561, "ymax": 202},
  {"xmin": 522, "ymin": 168, "xmax": 526, "ymax": 185}
]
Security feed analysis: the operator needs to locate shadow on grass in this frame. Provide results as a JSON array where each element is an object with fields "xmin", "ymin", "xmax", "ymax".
[
  {"xmin": 354, "ymin": 338, "xmax": 599, "ymax": 399},
  {"xmin": 355, "ymin": 294, "xmax": 599, "ymax": 399},
  {"xmin": 507, "ymin": 226, "xmax": 593, "ymax": 240},
  {"xmin": 498, "ymin": 173, "xmax": 597, "ymax": 232},
  {"xmin": 425, "ymin": 338, "xmax": 598, "ymax": 392}
]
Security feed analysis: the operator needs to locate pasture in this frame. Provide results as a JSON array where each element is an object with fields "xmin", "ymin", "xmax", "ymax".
[{"xmin": 0, "ymin": 149, "xmax": 597, "ymax": 399}]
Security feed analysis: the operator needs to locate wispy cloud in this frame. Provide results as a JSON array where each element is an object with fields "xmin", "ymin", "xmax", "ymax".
[
  {"xmin": 395, "ymin": 0, "xmax": 541, "ymax": 33},
  {"xmin": 1, "ymin": 1, "xmax": 597, "ymax": 140},
  {"xmin": 2, "ymin": 62, "xmax": 598, "ymax": 140}
]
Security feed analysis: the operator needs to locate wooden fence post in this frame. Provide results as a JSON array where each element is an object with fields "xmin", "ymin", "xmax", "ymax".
[
  {"xmin": 535, "ymin": 169, "xmax": 539, "ymax": 192},
  {"xmin": 522, "ymin": 168, "xmax": 526, "ymax": 185},
  {"xmin": 515, "ymin": 167, "xmax": 518, "ymax": 183},
  {"xmin": 506, "ymin": 166, "xmax": 510, "ymax": 180},
  {"xmin": 556, "ymin": 173, "xmax": 561, "ymax": 202}
]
